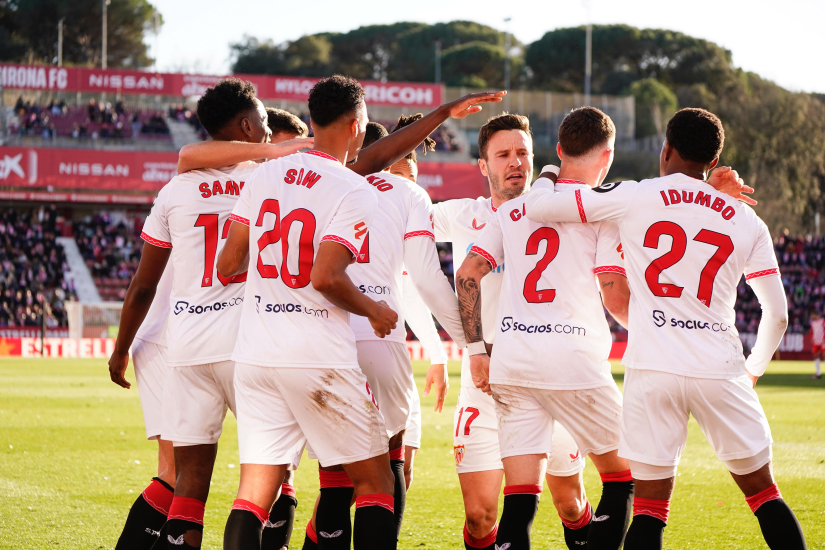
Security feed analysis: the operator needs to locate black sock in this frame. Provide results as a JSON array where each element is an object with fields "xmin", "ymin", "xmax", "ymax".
[
  {"xmin": 301, "ymin": 520, "xmax": 318, "ymax": 550},
  {"xmin": 353, "ymin": 495, "xmax": 396, "ymax": 550},
  {"xmin": 390, "ymin": 458, "xmax": 406, "ymax": 539},
  {"xmin": 495, "ymin": 486, "xmax": 541, "ymax": 550},
  {"xmin": 753, "ymin": 499, "xmax": 807, "ymax": 550},
  {"xmin": 163, "ymin": 497, "xmax": 205, "ymax": 549},
  {"xmin": 316, "ymin": 486, "xmax": 354, "ymax": 549},
  {"xmin": 561, "ymin": 501, "xmax": 591, "ymax": 549},
  {"xmin": 623, "ymin": 515, "xmax": 665, "ymax": 550},
  {"xmin": 116, "ymin": 478, "xmax": 174, "ymax": 550},
  {"xmin": 262, "ymin": 488, "xmax": 297, "ymax": 550},
  {"xmin": 587, "ymin": 475, "xmax": 634, "ymax": 550},
  {"xmin": 223, "ymin": 509, "xmax": 264, "ymax": 550}
]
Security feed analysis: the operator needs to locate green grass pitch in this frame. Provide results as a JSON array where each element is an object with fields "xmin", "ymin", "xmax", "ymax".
[{"xmin": 0, "ymin": 358, "xmax": 823, "ymax": 549}]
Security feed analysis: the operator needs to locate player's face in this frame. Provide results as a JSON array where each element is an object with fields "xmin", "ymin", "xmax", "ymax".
[
  {"xmin": 479, "ymin": 129, "xmax": 533, "ymax": 201},
  {"xmin": 248, "ymin": 99, "xmax": 272, "ymax": 144},
  {"xmin": 347, "ymin": 101, "xmax": 369, "ymax": 161}
]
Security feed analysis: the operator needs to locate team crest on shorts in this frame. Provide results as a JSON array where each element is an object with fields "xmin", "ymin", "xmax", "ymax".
[{"xmin": 454, "ymin": 444, "xmax": 465, "ymax": 466}]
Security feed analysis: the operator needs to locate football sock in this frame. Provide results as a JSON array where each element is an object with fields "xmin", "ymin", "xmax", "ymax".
[
  {"xmin": 623, "ymin": 497, "xmax": 669, "ymax": 550},
  {"xmin": 390, "ymin": 446, "xmax": 407, "ymax": 539},
  {"xmin": 495, "ymin": 484, "xmax": 542, "ymax": 550},
  {"xmin": 302, "ymin": 520, "xmax": 318, "ymax": 550},
  {"xmin": 164, "ymin": 496, "xmax": 206, "ymax": 549},
  {"xmin": 223, "ymin": 499, "xmax": 268, "ymax": 550},
  {"xmin": 586, "ymin": 470, "xmax": 634, "ymax": 549},
  {"xmin": 560, "ymin": 500, "xmax": 592, "ymax": 549},
  {"xmin": 262, "ymin": 484, "xmax": 297, "ymax": 550},
  {"xmin": 116, "ymin": 477, "xmax": 174, "ymax": 550},
  {"xmin": 316, "ymin": 470, "xmax": 354, "ymax": 549},
  {"xmin": 747, "ymin": 485, "xmax": 807, "ymax": 550},
  {"xmin": 352, "ymin": 494, "xmax": 396, "ymax": 550},
  {"xmin": 463, "ymin": 522, "xmax": 497, "ymax": 550},
  {"xmin": 815, "ymin": 359, "xmax": 821, "ymax": 376}
]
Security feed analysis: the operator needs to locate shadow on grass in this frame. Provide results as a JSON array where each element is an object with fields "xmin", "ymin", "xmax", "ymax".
[{"xmin": 611, "ymin": 372, "xmax": 825, "ymax": 389}]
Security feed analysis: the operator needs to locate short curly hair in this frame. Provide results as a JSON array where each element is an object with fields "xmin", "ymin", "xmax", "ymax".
[
  {"xmin": 196, "ymin": 78, "xmax": 258, "ymax": 137},
  {"xmin": 308, "ymin": 75, "xmax": 366, "ymax": 127},
  {"xmin": 392, "ymin": 113, "xmax": 435, "ymax": 163},
  {"xmin": 266, "ymin": 107, "xmax": 308, "ymax": 138},
  {"xmin": 363, "ymin": 122, "xmax": 388, "ymax": 148},
  {"xmin": 558, "ymin": 107, "xmax": 615, "ymax": 157},
  {"xmin": 666, "ymin": 108, "xmax": 725, "ymax": 164}
]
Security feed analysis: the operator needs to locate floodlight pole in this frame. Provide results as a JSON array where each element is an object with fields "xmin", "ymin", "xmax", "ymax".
[
  {"xmin": 584, "ymin": 23, "xmax": 592, "ymax": 105},
  {"xmin": 101, "ymin": 0, "xmax": 110, "ymax": 69},
  {"xmin": 434, "ymin": 41, "xmax": 441, "ymax": 83},
  {"xmin": 504, "ymin": 17, "xmax": 512, "ymax": 112},
  {"xmin": 57, "ymin": 18, "xmax": 64, "ymax": 67}
]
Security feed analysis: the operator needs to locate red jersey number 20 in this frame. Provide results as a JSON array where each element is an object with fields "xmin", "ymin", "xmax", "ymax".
[{"xmin": 254, "ymin": 200, "xmax": 317, "ymax": 289}]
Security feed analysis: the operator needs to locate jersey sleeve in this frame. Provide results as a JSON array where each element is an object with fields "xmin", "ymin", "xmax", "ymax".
[
  {"xmin": 321, "ymin": 184, "xmax": 378, "ymax": 257},
  {"xmin": 229, "ymin": 174, "xmax": 254, "ymax": 227},
  {"xmin": 744, "ymin": 218, "xmax": 780, "ymax": 283},
  {"xmin": 594, "ymin": 220, "xmax": 626, "ymax": 276},
  {"xmin": 469, "ymin": 213, "xmax": 504, "ymax": 271},
  {"xmin": 404, "ymin": 188, "xmax": 435, "ymax": 241},
  {"xmin": 525, "ymin": 177, "xmax": 636, "ymax": 225},
  {"xmin": 141, "ymin": 185, "xmax": 172, "ymax": 248},
  {"xmin": 432, "ymin": 200, "xmax": 453, "ymax": 242}
]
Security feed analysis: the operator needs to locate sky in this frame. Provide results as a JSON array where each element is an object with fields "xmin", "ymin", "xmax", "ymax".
[{"xmin": 148, "ymin": 0, "xmax": 825, "ymax": 94}]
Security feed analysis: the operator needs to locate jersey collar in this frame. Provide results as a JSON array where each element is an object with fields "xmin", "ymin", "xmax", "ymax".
[
  {"xmin": 556, "ymin": 178, "xmax": 588, "ymax": 186},
  {"xmin": 304, "ymin": 150, "xmax": 340, "ymax": 163},
  {"xmin": 490, "ymin": 197, "xmax": 498, "ymax": 212}
]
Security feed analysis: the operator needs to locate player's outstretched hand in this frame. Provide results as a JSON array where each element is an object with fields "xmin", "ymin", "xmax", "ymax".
[
  {"xmin": 445, "ymin": 91, "xmax": 506, "ymax": 119},
  {"xmin": 108, "ymin": 351, "xmax": 131, "ymax": 389},
  {"xmin": 370, "ymin": 300, "xmax": 398, "ymax": 338},
  {"xmin": 266, "ymin": 137, "xmax": 314, "ymax": 159},
  {"xmin": 424, "ymin": 363, "xmax": 449, "ymax": 413},
  {"xmin": 469, "ymin": 354, "xmax": 492, "ymax": 395},
  {"xmin": 708, "ymin": 166, "xmax": 756, "ymax": 205}
]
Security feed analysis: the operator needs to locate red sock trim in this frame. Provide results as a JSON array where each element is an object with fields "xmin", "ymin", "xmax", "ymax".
[
  {"xmin": 633, "ymin": 497, "xmax": 670, "ymax": 523},
  {"xmin": 600, "ymin": 469, "xmax": 633, "ymax": 483},
  {"xmin": 231, "ymin": 499, "xmax": 268, "ymax": 525},
  {"xmin": 503, "ymin": 484, "xmax": 543, "ymax": 496},
  {"xmin": 560, "ymin": 501, "xmax": 592, "ymax": 530},
  {"xmin": 280, "ymin": 483, "xmax": 296, "ymax": 498},
  {"xmin": 167, "ymin": 496, "xmax": 206, "ymax": 525},
  {"xmin": 463, "ymin": 522, "xmax": 498, "ymax": 548},
  {"xmin": 355, "ymin": 494, "xmax": 394, "ymax": 514},
  {"xmin": 319, "ymin": 469, "xmax": 354, "ymax": 488},
  {"xmin": 142, "ymin": 479, "xmax": 174, "ymax": 516},
  {"xmin": 306, "ymin": 520, "xmax": 317, "ymax": 543},
  {"xmin": 745, "ymin": 484, "xmax": 782, "ymax": 513},
  {"xmin": 389, "ymin": 446, "xmax": 405, "ymax": 461}
]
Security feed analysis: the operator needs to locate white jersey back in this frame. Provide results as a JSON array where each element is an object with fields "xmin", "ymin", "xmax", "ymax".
[
  {"xmin": 348, "ymin": 171, "xmax": 435, "ymax": 344},
  {"xmin": 230, "ymin": 151, "xmax": 377, "ymax": 368},
  {"xmin": 434, "ymin": 196, "xmax": 502, "ymax": 386},
  {"xmin": 532, "ymin": 173, "xmax": 780, "ymax": 379},
  {"xmin": 811, "ymin": 318, "xmax": 825, "ymax": 346},
  {"xmin": 471, "ymin": 185, "xmax": 624, "ymax": 389},
  {"xmin": 141, "ymin": 162, "xmax": 257, "ymax": 366},
  {"xmin": 134, "ymin": 263, "xmax": 173, "ymax": 347}
]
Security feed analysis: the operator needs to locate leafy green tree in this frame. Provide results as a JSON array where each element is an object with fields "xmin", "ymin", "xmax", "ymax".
[
  {"xmin": 630, "ymin": 78, "xmax": 678, "ymax": 137},
  {"xmin": 441, "ymin": 41, "xmax": 506, "ymax": 88},
  {"xmin": 230, "ymin": 36, "xmax": 286, "ymax": 75}
]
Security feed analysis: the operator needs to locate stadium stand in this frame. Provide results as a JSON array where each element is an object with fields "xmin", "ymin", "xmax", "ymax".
[{"xmin": 0, "ymin": 206, "xmax": 76, "ymax": 328}]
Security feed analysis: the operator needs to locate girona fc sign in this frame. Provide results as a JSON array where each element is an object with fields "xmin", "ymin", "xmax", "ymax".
[{"xmin": 453, "ymin": 444, "xmax": 465, "ymax": 466}]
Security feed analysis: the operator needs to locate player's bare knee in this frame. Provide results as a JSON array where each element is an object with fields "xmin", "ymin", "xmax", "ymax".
[
  {"xmin": 553, "ymin": 497, "xmax": 586, "ymax": 521},
  {"xmin": 730, "ymin": 459, "xmax": 774, "ymax": 497},
  {"xmin": 465, "ymin": 503, "xmax": 497, "ymax": 536}
]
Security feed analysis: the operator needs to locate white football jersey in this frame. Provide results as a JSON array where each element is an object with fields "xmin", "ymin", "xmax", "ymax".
[
  {"xmin": 526, "ymin": 173, "xmax": 780, "ymax": 379},
  {"xmin": 471, "ymin": 184, "xmax": 624, "ymax": 389},
  {"xmin": 811, "ymin": 318, "xmax": 825, "ymax": 346},
  {"xmin": 141, "ymin": 162, "xmax": 257, "ymax": 366},
  {"xmin": 230, "ymin": 150, "xmax": 377, "ymax": 368},
  {"xmin": 348, "ymin": 171, "xmax": 435, "ymax": 344},
  {"xmin": 134, "ymin": 263, "xmax": 173, "ymax": 347},
  {"xmin": 434, "ymin": 196, "xmax": 503, "ymax": 386}
]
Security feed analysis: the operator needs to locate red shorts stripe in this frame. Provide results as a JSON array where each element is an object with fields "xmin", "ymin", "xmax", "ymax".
[
  {"xmin": 600, "ymin": 469, "xmax": 633, "ymax": 483},
  {"xmin": 280, "ymin": 483, "xmax": 296, "ymax": 498},
  {"xmin": 560, "ymin": 500, "xmax": 592, "ymax": 530},
  {"xmin": 503, "ymin": 484, "xmax": 543, "ymax": 496},
  {"xmin": 167, "ymin": 496, "xmax": 206, "ymax": 525},
  {"xmin": 355, "ymin": 494, "xmax": 394, "ymax": 513},
  {"xmin": 319, "ymin": 469, "xmax": 354, "ymax": 488},
  {"xmin": 389, "ymin": 446, "xmax": 405, "ymax": 461},
  {"xmin": 464, "ymin": 522, "xmax": 498, "ymax": 548},
  {"xmin": 745, "ymin": 484, "xmax": 781, "ymax": 513},
  {"xmin": 141, "ymin": 479, "xmax": 174, "ymax": 516},
  {"xmin": 404, "ymin": 230, "xmax": 435, "ymax": 241},
  {"xmin": 594, "ymin": 265, "xmax": 627, "ymax": 277},
  {"xmin": 745, "ymin": 268, "xmax": 779, "ymax": 280},
  {"xmin": 469, "ymin": 246, "xmax": 498, "ymax": 270},
  {"xmin": 575, "ymin": 189, "xmax": 587, "ymax": 223},
  {"xmin": 140, "ymin": 231, "xmax": 172, "ymax": 249},
  {"xmin": 231, "ymin": 499, "xmax": 269, "ymax": 525},
  {"xmin": 228, "ymin": 213, "xmax": 250, "ymax": 226},
  {"xmin": 633, "ymin": 497, "xmax": 670, "ymax": 523},
  {"xmin": 321, "ymin": 235, "xmax": 358, "ymax": 256}
]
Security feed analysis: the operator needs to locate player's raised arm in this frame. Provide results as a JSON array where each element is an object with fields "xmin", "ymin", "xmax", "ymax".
[
  {"xmin": 177, "ymin": 137, "xmax": 314, "ymax": 173},
  {"xmin": 348, "ymin": 91, "xmax": 506, "ymax": 176},
  {"xmin": 745, "ymin": 275, "xmax": 788, "ymax": 384}
]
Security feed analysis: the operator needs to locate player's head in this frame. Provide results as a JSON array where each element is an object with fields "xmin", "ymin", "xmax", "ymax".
[
  {"xmin": 388, "ymin": 113, "xmax": 435, "ymax": 182},
  {"xmin": 661, "ymin": 108, "xmax": 724, "ymax": 177},
  {"xmin": 362, "ymin": 122, "xmax": 388, "ymax": 149},
  {"xmin": 266, "ymin": 107, "xmax": 308, "ymax": 143},
  {"xmin": 196, "ymin": 78, "xmax": 271, "ymax": 143},
  {"xmin": 308, "ymin": 75, "xmax": 368, "ymax": 162},
  {"xmin": 557, "ymin": 107, "xmax": 616, "ymax": 186},
  {"xmin": 477, "ymin": 113, "xmax": 534, "ymax": 201},
  {"xmin": 813, "ymin": 311, "xmax": 821, "ymax": 320}
]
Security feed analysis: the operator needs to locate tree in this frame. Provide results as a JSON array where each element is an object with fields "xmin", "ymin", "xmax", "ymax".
[
  {"xmin": 629, "ymin": 78, "xmax": 678, "ymax": 137},
  {"xmin": 441, "ymin": 41, "xmax": 506, "ymax": 88}
]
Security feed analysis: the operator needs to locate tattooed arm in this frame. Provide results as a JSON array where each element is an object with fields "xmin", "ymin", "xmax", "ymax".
[
  {"xmin": 597, "ymin": 272, "xmax": 630, "ymax": 329},
  {"xmin": 456, "ymin": 251, "xmax": 494, "ymax": 393}
]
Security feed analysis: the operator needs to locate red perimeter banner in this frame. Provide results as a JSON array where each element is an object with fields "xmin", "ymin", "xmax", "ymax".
[
  {"xmin": 0, "ymin": 64, "xmax": 443, "ymax": 108},
  {"xmin": 0, "ymin": 146, "xmax": 486, "ymax": 203}
]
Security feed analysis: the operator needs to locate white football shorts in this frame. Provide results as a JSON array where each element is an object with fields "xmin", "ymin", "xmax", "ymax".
[
  {"xmin": 160, "ymin": 360, "xmax": 236, "ymax": 446},
  {"xmin": 406, "ymin": 389, "xmax": 422, "ymax": 450},
  {"xmin": 132, "ymin": 338, "xmax": 167, "ymax": 440},
  {"xmin": 619, "ymin": 368, "xmax": 772, "ymax": 467},
  {"xmin": 235, "ymin": 364, "xmax": 389, "ymax": 468},
  {"xmin": 453, "ymin": 384, "xmax": 584, "ymax": 476},
  {"xmin": 356, "ymin": 340, "xmax": 417, "ymax": 438},
  {"xmin": 491, "ymin": 383, "xmax": 622, "ymax": 461}
]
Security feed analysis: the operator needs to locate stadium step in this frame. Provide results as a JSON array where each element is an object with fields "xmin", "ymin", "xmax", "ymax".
[
  {"xmin": 166, "ymin": 117, "xmax": 202, "ymax": 150},
  {"xmin": 56, "ymin": 237, "xmax": 102, "ymax": 303}
]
